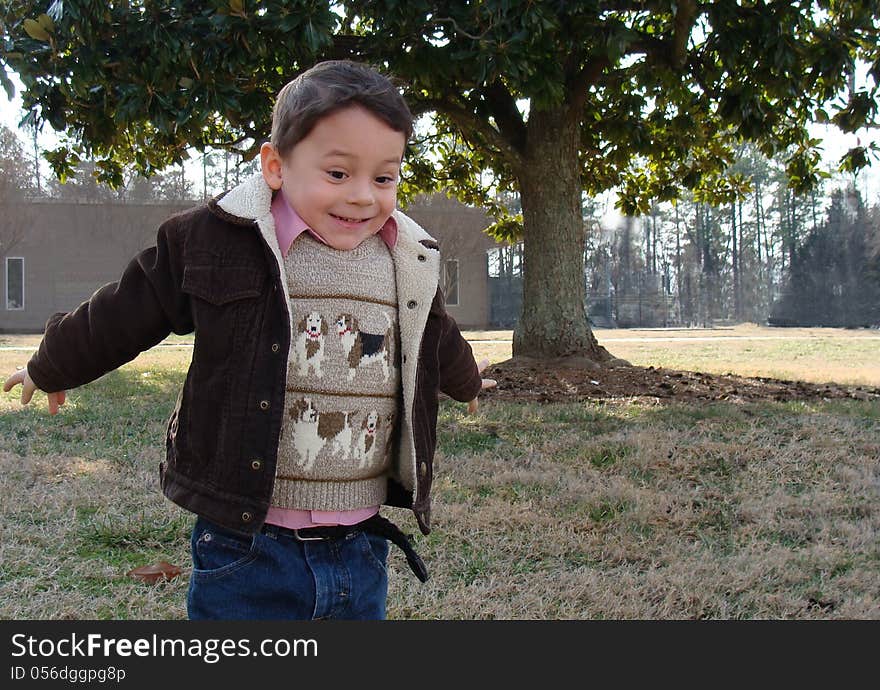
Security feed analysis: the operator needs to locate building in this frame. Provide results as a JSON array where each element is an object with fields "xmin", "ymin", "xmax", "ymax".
[{"xmin": 1, "ymin": 192, "xmax": 504, "ymax": 333}]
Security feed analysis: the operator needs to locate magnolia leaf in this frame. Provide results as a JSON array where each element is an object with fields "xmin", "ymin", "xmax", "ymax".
[
  {"xmin": 0, "ymin": 70, "xmax": 14, "ymax": 100},
  {"xmin": 37, "ymin": 13, "xmax": 55, "ymax": 33},
  {"xmin": 128, "ymin": 561, "xmax": 183, "ymax": 584},
  {"xmin": 23, "ymin": 18, "xmax": 51, "ymax": 42}
]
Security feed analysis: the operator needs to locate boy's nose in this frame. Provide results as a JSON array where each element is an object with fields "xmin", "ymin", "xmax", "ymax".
[{"xmin": 347, "ymin": 179, "xmax": 375, "ymax": 205}]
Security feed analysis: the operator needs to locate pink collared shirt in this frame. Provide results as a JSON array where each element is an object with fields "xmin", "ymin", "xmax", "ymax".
[
  {"xmin": 270, "ymin": 190, "xmax": 398, "ymax": 256},
  {"xmin": 264, "ymin": 191, "xmax": 397, "ymax": 530}
]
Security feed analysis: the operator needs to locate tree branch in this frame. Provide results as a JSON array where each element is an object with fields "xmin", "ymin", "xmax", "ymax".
[
  {"xmin": 432, "ymin": 17, "xmax": 492, "ymax": 42},
  {"xmin": 671, "ymin": 0, "xmax": 699, "ymax": 68},
  {"xmin": 477, "ymin": 80, "xmax": 528, "ymax": 155},
  {"xmin": 567, "ymin": 56, "xmax": 610, "ymax": 115},
  {"xmin": 410, "ymin": 96, "xmax": 525, "ymax": 170},
  {"xmin": 567, "ymin": 0, "xmax": 703, "ymax": 117}
]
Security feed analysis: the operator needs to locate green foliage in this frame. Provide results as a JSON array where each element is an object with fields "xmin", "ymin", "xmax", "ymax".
[
  {"xmin": 2, "ymin": 0, "xmax": 339, "ymax": 182},
  {"xmin": 2, "ymin": 1, "xmax": 878, "ymax": 354},
  {"xmin": 3, "ymin": 1, "xmax": 876, "ymax": 202}
]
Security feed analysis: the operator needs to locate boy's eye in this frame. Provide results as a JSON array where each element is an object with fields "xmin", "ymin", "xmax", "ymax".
[
  {"xmin": 328, "ymin": 170, "xmax": 346, "ymax": 180},
  {"xmin": 376, "ymin": 176, "xmax": 396, "ymax": 184}
]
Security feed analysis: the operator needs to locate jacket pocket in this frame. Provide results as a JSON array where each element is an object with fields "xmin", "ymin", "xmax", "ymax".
[
  {"xmin": 179, "ymin": 261, "xmax": 267, "ymax": 480},
  {"xmin": 182, "ymin": 264, "xmax": 264, "ymax": 305}
]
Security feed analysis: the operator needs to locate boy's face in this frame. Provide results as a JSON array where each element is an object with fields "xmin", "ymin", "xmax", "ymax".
[{"xmin": 261, "ymin": 106, "xmax": 406, "ymax": 251}]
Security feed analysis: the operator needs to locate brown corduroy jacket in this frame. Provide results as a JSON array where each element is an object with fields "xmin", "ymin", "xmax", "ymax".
[{"xmin": 27, "ymin": 174, "xmax": 482, "ymax": 537}]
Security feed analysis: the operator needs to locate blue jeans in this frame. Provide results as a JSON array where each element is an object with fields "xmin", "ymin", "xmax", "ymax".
[{"xmin": 186, "ymin": 517, "xmax": 389, "ymax": 620}]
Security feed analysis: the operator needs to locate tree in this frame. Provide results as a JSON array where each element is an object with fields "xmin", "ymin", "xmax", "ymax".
[
  {"xmin": 124, "ymin": 165, "xmax": 196, "ymax": 202},
  {"xmin": 2, "ymin": 1, "xmax": 878, "ymax": 361},
  {"xmin": 45, "ymin": 159, "xmax": 123, "ymax": 201},
  {"xmin": 770, "ymin": 187, "xmax": 880, "ymax": 327},
  {"xmin": 45, "ymin": 159, "xmax": 199, "ymax": 201},
  {"xmin": 0, "ymin": 124, "xmax": 32, "ymax": 256}
]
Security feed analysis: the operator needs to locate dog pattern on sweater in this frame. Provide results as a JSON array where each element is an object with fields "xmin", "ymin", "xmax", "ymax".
[
  {"xmin": 286, "ymin": 396, "xmax": 394, "ymax": 471},
  {"xmin": 336, "ymin": 311, "xmax": 394, "ymax": 381},
  {"xmin": 283, "ymin": 307, "xmax": 399, "ymax": 472}
]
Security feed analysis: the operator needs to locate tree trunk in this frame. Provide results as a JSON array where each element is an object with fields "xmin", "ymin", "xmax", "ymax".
[
  {"xmin": 731, "ymin": 202, "xmax": 739, "ymax": 320},
  {"xmin": 512, "ymin": 107, "xmax": 612, "ymax": 363}
]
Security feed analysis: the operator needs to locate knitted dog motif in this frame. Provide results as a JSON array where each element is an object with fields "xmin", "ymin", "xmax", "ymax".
[
  {"xmin": 317, "ymin": 410, "xmax": 355, "ymax": 459},
  {"xmin": 288, "ymin": 397, "xmax": 324, "ymax": 470},
  {"xmin": 336, "ymin": 312, "xmax": 394, "ymax": 382},
  {"xmin": 353, "ymin": 410, "xmax": 381, "ymax": 469},
  {"xmin": 294, "ymin": 311, "xmax": 327, "ymax": 378}
]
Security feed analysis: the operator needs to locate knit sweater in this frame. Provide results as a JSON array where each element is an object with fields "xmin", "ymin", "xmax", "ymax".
[{"xmin": 270, "ymin": 233, "xmax": 401, "ymax": 511}]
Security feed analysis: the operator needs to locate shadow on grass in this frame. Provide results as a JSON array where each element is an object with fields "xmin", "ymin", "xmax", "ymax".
[{"xmin": 0, "ymin": 368, "xmax": 184, "ymax": 460}]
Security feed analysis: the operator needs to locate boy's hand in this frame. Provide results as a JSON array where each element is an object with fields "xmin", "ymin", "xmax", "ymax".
[
  {"xmin": 3, "ymin": 367, "xmax": 67, "ymax": 415},
  {"xmin": 467, "ymin": 359, "xmax": 497, "ymax": 414}
]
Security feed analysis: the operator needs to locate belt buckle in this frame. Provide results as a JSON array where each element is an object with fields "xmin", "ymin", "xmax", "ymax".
[{"xmin": 291, "ymin": 528, "xmax": 326, "ymax": 542}]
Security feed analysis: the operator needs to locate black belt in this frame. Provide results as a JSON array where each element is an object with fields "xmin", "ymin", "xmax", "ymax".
[{"xmin": 262, "ymin": 514, "xmax": 429, "ymax": 582}]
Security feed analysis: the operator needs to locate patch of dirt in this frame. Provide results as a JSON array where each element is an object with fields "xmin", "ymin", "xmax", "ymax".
[{"xmin": 483, "ymin": 359, "xmax": 880, "ymax": 405}]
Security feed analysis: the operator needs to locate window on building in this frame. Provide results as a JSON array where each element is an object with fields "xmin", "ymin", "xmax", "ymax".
[
  {"xmin": 444, "ymin": 259, "xmax": 459, "ymax": 306},
  {"xmin": 5, "ymin": 257, "xmax": 24, "ymax": 310}
]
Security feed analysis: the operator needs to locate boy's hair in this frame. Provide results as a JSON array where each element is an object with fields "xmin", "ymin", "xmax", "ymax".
[{"xmin": 271, "ymin": 60, "xmax": 413, "ymax": 157}]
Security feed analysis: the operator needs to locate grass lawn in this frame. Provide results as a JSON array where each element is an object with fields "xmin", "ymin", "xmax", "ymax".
[
  {"xmin": 465, "ymin": 323, "xmax": 880, "ymax": 387},
  {"xmin": 1, "ymin": 326, "xmax": 878, "ymax": 619}
]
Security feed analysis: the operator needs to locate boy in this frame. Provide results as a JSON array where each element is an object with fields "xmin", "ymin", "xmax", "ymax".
[{"xmin": 3, "ymin": 60, "xmax": 494, "ymax": 620}]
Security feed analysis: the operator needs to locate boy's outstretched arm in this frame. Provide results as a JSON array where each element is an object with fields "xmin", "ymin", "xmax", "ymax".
[
  {"xmin": 19, "ymin": 217, "xmax": 193, "ymax": 398},
  {"xmin": 3, "ymin": 367, "xmax": 66, "ymax": 415},
  {"xmin": 432, "ymin": 288, "xmax": 496, "ymax": 414}
]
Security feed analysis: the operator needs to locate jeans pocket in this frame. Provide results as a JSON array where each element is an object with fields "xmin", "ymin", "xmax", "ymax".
[
  {"xmin": 191, "ymin": 517, "xmax": 259, "ymax": 580},
  {"xmin": 359, "ymin": 532, "xmax": 389, "ymax": 576}
]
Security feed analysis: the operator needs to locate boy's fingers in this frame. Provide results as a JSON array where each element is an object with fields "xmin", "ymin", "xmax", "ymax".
[
  {"xmin": 467, "ymin": 399, "xmax": 478, "ymax": 414},
  {"xmin": 3, "ymin": 369, "xmax": 25, "ymax": 392},
  {"xmin": 482, "ymin": 378, "xmax": 497, "ymax": 390},
  {"xmin": 20, "ymin": 381, "xmax": 35, "ymax": 406},
  {"xmin": 477, "ymin": 359, "xmax": 490, "ymax": 374},
  {"xmin": 5, "ymin": 369, "xmax": 66, "ymax": 412}
]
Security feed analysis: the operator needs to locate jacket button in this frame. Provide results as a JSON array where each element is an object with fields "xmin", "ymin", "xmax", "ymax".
[
  {"xmin": 420, "ymin": 461, "xmax": 428, "ymax": 477},
  {"xmin": 251, "ymin": 459, "xmax": 262, "ymax": 471},
  {"xmin": 418, "ymin": 255, "xmax": 426, "ymax": 262},
  {"xmin": 407, "ymin": 300, "xmax": 417, "ymax": 309},
  {"xmin": 271, "ymin": 343, "xmax": 280, "ymax": 353},
  {"xmin": 241, "ymin": 512, "xmax": 253, "ymax": 523},
  {"xmin": 260, "ymin": 400, "xmax": 270, "ymax": 410}
]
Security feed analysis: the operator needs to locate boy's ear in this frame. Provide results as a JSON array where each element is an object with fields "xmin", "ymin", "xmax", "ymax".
[{"xmin": 260, "ymin": 142, "xmax": 284, "ymax": 190}]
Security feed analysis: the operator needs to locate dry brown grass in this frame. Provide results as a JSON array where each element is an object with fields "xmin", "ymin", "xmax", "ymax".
[
  {"xmin": 0, "ymin": 449, "xmax": 190, "ymax": 620},
  {"xmin": 385, "ymin": 401, "xmax": 880, "ymax": 619},
  {"xmin": 1, "ymin": 328, "xmax": 878, "ymax": 619},
  {"xmin": 465, "ymin": 324, "xmax": 880, "ymax": 387}
]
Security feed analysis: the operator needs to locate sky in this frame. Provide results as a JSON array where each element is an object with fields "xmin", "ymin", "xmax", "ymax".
[{"xmin": 2, "ymin": 69, "xmax": 878, "ymax": 208}]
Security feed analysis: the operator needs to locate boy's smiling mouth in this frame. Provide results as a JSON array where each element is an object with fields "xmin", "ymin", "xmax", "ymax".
[{"xmin": 331, "ymin": 213, "xmax": 371, "ymax": 224}]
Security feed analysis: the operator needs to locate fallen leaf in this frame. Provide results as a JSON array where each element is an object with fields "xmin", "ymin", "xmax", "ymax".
[{"xmin": 127, "ymin": 561, "xmax": 183, "ymax": 584}]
